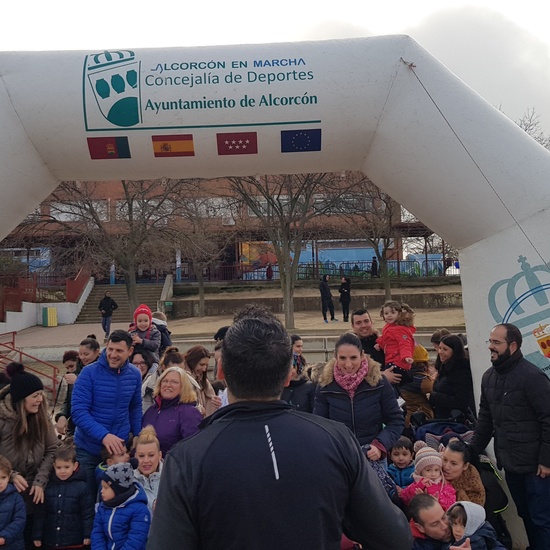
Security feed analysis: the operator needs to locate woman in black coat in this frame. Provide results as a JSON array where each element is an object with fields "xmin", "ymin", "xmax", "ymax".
[
  {"xmin": 338, "ymin": 277, "xmax": 351, "ymax": 322},
  {"xmin": 429, "ymin": 334, "xmax": 476, "ymax": 422}
]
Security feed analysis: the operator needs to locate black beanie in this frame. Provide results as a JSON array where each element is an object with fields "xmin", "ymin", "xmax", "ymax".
[{"xmin": 6, "ymin": 363, "xmax": 43, "ymax": 404}]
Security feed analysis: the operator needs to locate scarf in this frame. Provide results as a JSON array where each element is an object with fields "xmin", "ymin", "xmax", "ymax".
[{"xmin": 334, "ymin": 358, "xmax": 369, "ymax": 398}]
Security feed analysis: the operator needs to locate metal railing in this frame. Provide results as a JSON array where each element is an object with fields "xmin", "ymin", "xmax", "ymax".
[{"xmin": 0, "ymin": 331, "xmax": 60, "ymax": 399}]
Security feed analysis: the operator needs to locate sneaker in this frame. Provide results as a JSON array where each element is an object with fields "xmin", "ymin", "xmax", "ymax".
[
  {"xmin": 324, "ymin": 319, "xmax": 328, "ymax": 324},
  {"xmin": 331, "ymin": 318, "xmax": 338, "ymax": 322}
]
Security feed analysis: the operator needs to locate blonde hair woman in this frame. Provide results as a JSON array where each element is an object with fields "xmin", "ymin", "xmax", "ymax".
[
  {"xmin": 133, "ymin": 425, "xmax": 163, "ymax": 513},
  {"xmin": 141, "ymin": 367, "xmax": 202, "ymax": 456}
]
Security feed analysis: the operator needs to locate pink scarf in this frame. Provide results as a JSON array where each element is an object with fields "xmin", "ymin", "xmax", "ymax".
[{"xmin": 334, "ymin": 359, "xmax": 369, "ymax": 398}]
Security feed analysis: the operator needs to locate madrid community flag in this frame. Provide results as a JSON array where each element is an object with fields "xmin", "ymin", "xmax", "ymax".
[
  {"xmin": 281, "ymin": 129, "xmax": 322, "ymax": 153},
  {"xmin": 152, "ymin": 134, "xmax": 195, "ymax": 157},
  {"xmin": 87, "ymin": 136, "xmax": 131, "ymax": 159},
  {"xmin": 217, "ymin": 132, "xmax": 258, "ymax": 155}
]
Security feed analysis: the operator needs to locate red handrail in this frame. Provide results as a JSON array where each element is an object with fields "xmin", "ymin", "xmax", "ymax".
[{"xmin": 0, "ymin": 332, "xmax": 60, "ymax": 399}]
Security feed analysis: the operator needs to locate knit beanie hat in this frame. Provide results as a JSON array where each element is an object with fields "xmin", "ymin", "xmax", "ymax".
[
  {"xmin": 6, "ymin": 362, "xmax": 43, "ymax": 404},
  {"xmin": 413, "ymin": 441, "xmax": 442, "ymax": 474},
  {"xmin": 101, "ymin": 462, "xmax": 135, "ymax": 496},
  {"xmin": 134, "ymin": 304, "xmax": 152, "ymax": 324},
  {"xmin": 412, "ymin": 344, "xmax": 429, "ymax": 363}
]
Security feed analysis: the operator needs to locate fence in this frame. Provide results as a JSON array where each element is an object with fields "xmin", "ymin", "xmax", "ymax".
[
  {"xmin": 0, "ymin": 270, "xmax": 90, "ymax": 321},
  {"xmin": 181, "ymin": 258, "xmax": 460, "ymax": 282}
]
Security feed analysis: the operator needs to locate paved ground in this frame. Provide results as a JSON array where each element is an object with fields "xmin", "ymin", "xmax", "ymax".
[{"xmin": 11, "ymin": 305, "xmax": 465, "ymax": 354}]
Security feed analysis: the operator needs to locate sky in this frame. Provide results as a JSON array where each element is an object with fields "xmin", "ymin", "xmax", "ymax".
[{"xmin": 3, "ymin": 0, "xmax": 550, "ymax": 128}]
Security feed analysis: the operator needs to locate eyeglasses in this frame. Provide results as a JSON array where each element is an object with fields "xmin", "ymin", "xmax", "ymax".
[
  {"xmin": 134, "ymin": 361, "xmax": 148, "ymax": 367},
  {"xmin": 161, "ymin": 378, "xmax": 180, "ymax": 385},
  {"xmin": 486, "ymin": 339, "xmax": 508, "ymax": 346}
]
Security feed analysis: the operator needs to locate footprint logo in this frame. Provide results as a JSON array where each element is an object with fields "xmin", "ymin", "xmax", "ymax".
[{"xmin": 85, "ymin": 50, "xmax": 141, "ymax": 127}]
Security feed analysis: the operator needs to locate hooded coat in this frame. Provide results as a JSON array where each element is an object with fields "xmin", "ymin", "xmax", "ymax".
[
  {"xmin": 444, "ymin": 501, "xmax": 507, "ymax": 550},
  {"xmin": 313, "ymin": 358, "xmax": 404, "ymax": 452},
  {"xmin": 0, "ymin": 483, "xmax": 25, "ymax": 550}
]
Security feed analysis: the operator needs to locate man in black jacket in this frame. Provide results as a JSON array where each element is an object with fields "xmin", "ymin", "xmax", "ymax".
[
  {"xmin": 147, "ymin": 315, "xmax": 412, "ymax": 550},
  {"xmin": 470, "ymin": 323, "xmax": 550, "ymax": 550}
]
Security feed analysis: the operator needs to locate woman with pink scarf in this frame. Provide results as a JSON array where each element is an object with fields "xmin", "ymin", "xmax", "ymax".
[{"xmin": 313, "ymin": 332, "xmax": 404, "ymax": 462}]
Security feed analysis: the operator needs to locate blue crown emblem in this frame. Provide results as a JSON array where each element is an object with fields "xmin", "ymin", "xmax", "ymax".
[{"xmin": 488, "ymin": 255, "xmax": 550, "ymax": 328}]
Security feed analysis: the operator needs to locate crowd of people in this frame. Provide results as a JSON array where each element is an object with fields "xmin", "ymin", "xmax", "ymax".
[{"xmin": 0, "ymin": 297, "xmax": 548, "ymax": 550}]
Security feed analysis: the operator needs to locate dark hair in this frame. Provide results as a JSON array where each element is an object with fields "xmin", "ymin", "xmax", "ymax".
[
  {"xmin": 408, "ymin": 494, "xmax": 439, "ymax": 525},
  {"xmin": 108, "ymin": 329, "xmax": 133, "ymax": 348},
  {"xmin": 160, "ymin": 346, "xmax": 185, "ymax": 370},
  {"xmin": 390, "ymin": 436, "xmax": 414, "ymax": 455},
  {"xmin": 435, "ymin": 334, "xmax": 466, "ymax": 371},
  {"xmin": 0, "ymin": 456, "xmax": 12, "ymax": 475},
  {"xmin": 62, "ymin": 350, "xmax": 79, "ymax": 363},
  {"xmin": 430, "ymin": 328, "xmax": 451, "ymax": 345},
  {"xmin": 222, "ymin": 317, "xmax": 292, "ymax": 400},
  {"xmin": 55, "ymin": 441, "xmax": 77, "ymax": 463},
  {"xmin": 334, "ymin": 332, "xmax": 363, "ymax": 354},
  {"xmin": 498, "ymin": 323, "xmax": 522, "ymax": 348},
  {"xmin": 80, "ymin": 335, "xmax": 100, "ymax": 351},
  {"xmin": 211, "ymin": 379, "xmax": 227, "ymax": 394},
  {"xmin": 131, "ymin": 349, "xmax": 155, "ymax": 375},
  {"xmin": 232, "ymin": 303, "xmax": 275, "ymax": 323},
  {"xmin": 448, "ymin": 503, "xmax": 467, "ymax": 526},
  {"xmin": 350, "ymin": 308, "xmax": 371, "ymax": 325},
  {"xmin": 445, "ymin": 439, "xmax": 473, "ymax": 465},
  {"xmin": 184, "ymin": 345, "xmax": 211, "ymax": 390},
  {"xmin": 291, "ymin": 334, "xmax": 302, "ymax": 345},
  {"xmin": 213, "ymin": 326, "xmax": 230, "ymax": 341}
]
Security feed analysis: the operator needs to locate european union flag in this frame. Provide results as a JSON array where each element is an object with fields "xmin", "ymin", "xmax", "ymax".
[{"xmin": 281, "ymin": 129, "xmax": 322, "ymax": 153}]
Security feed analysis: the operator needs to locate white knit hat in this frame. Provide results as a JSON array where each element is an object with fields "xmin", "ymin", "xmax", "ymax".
[{"xmin": 414, "ymin": 441, "xmax": 442, "ymax": 474}]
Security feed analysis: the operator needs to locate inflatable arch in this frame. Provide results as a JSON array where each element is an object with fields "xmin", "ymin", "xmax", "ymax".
[{"xmin": 2, "ymin": 35, "xmax": 550, "ymax": 387}]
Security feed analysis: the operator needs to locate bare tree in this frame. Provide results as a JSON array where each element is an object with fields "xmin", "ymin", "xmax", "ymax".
[
  {"xmin": 24, "ymin": 179, "xmax": 182, "ymax": 311},
  {"xmin": 516, "ymin": 108, "xmax": 550, "ymax": 150},
  {"xmin": 338, "ymin": 174, "xmax": 403, "ymax": 300},
  {"xmin": 226, "ymin": 173, "xmax": 355, "ymax": 329},
  {"xmin": 170, "ymin": 188, "xmax": 241, "ymax": 317}
]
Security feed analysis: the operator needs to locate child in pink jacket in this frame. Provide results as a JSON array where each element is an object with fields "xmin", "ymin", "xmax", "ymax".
[{"xmin": 400, "ymin": 441, "xmax": 456, "ymax": 511}]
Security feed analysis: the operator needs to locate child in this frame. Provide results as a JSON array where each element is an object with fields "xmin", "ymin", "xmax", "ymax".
[
  {"xmin": 388, "ymin": 436, "xmax": 415, "ymax": 490},
  {"xmin": 133, "ymin": 426, "xmax": 163, "ymax": 513},
  {"xmin": 151, "ymin": 311, "xmax": 172, "ymax": 358},
  {"xmin": 400, "ymin": 441, "xmax": 456, "ymax": 510},
  {"xmin": 32, "ymin": 442, "xmax": 94, "ymax": 549},
  {"xmin": 129, "ymin": 304, "xmax": 161, "ymax": 362},
  {"xmin": 375, "ymin": 301, "xmax": 416, "ymax": 382},
  {"xmin": 0, "ymin": 455, "xmax": 25, "ymax": 549},
  {"xmin": 399, "ymin": 344, "xmax": 436, "ymax": 428},
  {"xmin": 445, "ymin": 502, "xmax": 505, "ymax": 550},
  {"xmin": 92, "ymin": 463, "xmax": 150, "ymax": 550},
  {"xmin": 95, "ymin": 443, "xmax": 131, "ymax": 500}
]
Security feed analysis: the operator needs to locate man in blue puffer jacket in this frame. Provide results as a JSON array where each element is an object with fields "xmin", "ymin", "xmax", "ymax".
[{"xmin": 72, "ymin": 329, "xmax": 142, "ymax": 494}]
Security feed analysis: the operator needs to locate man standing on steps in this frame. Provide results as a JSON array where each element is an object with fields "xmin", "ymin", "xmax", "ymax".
[
  {"xmin": 98, "ymin": 290, "xmax": 118, "ymax": 340},
  {"xmin": 319, "ymin": 274, "xmax": 338, "ymax": 323}
]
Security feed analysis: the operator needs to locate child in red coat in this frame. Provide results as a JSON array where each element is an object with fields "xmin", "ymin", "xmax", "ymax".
[{"xmin": 375, "ymin": 301, "xmax": 416, "ymax": 382}]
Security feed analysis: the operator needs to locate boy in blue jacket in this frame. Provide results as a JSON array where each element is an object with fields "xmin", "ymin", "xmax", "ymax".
[
  {"xmin": 388, "ymin": 436, "xmax": 415, "ymax": 491},
  {"xmin": 0, "ymin": 455, "xmax": 25, "ymax": 550},
  {"xmin": 32, "ymin": 443, "xmax": 94, "ymax": 549},
  {"xmin": 92, "ymin": 463, "xmax": 150, "ymax": 550}
]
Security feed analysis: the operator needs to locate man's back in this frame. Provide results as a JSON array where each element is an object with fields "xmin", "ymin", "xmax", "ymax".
[{"xmin": 148, "ymin": 401, "xmax": 411, "ymax": 550}]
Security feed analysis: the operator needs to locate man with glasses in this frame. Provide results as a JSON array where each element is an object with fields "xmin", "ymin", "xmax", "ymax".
[{"xmin": 470, "ymin": 323, "xmax": 550, "ymax": 550}]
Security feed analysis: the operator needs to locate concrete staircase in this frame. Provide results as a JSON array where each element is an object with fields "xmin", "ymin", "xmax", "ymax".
[{"xmin": 76, "ymin": 284, "xmax": 164, "ymax": 324}]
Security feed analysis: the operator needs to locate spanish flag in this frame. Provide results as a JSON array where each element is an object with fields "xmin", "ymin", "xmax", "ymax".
[{"xmin": 152, "ymin": 134, "xmax": 195, "ymax": 157}]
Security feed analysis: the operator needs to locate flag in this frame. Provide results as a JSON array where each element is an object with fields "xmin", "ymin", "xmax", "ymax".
[
  {"xmin": 87, "ymin": 136, "xmax": 131, "ymax": 159},
  {"xmin": 152, "ymin": 134, "xmax": 194, "ymax": 157},
  {"xmin": 217, "ymin": 132, "xmax": 258, "ymax": 155},
  {"xmin": 281, "ymin": 129, "xmax": 322, "ymax": 153}
]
